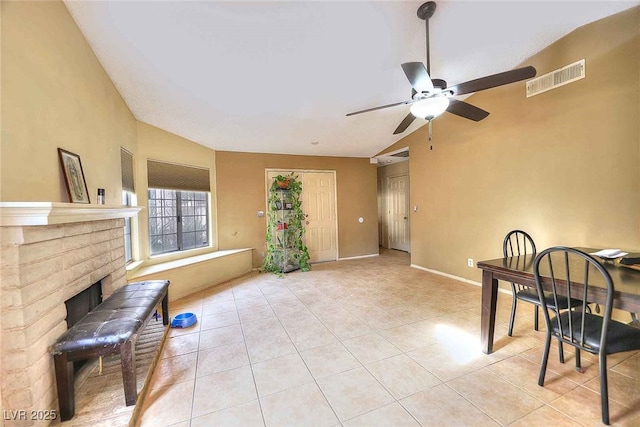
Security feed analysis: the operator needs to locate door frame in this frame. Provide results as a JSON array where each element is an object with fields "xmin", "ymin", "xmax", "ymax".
[{"xmin": 265, "ymin": 168, "xmax": 339, "ymax": 262}]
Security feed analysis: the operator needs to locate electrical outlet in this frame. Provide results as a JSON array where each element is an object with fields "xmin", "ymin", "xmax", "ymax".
[{"xmin": 467, "ymin": 258, "xmax": 474, "ymax": 267}]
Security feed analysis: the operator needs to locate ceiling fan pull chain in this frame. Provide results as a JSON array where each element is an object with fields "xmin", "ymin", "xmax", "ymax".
[{"xmin": 428, "ymin": 120, "xmax": 433, "ymax": 141}]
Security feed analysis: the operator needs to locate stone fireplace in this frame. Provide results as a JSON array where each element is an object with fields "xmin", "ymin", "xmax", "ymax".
[{"xmin": 0, "ymin": 203, "xmax": 140, "ymax": 426}]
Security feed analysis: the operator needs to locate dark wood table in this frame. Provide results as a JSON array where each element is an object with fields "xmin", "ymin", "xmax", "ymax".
[{"xmin": 477, "ymin": 247, "xmax": 640, "ymax": 354}]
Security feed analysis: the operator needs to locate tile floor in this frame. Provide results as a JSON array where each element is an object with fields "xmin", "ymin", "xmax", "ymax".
[{"xmin": 135, "ymin": 249, "xmax": 640, "ymax": 426}]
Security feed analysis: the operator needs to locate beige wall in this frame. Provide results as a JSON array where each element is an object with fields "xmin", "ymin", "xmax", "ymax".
[
  {"xmin": 380, "ymin": 7, "xmax": 640, "ymax": 284},
  {"xmin": 1, "ymin": 1, "xmax": 137, "ymax": 204},
  {"xmin": 135, "ymin": 122, "xmax": 218, "ymax": 261},
  {"xmin": 216, "ymin": 151, "xmax": 379, "ymax": 267}
]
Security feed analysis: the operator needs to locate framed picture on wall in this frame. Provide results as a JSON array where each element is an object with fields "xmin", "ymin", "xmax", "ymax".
[{"xmin": 58, "ymin": 148, "xmax": 90, "ymax": 203}]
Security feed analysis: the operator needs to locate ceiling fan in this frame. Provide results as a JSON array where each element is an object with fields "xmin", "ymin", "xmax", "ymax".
[{"xmin": 346, "ymin": 1, "xmax": 537, "ymax": 137}]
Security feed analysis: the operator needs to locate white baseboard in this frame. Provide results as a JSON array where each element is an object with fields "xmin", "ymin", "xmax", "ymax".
[
  {"xmin": 338, "ymin": 253, "xmax": 379, "ymax": 261},
  {"xmin": 410, "ymin": 264, "xmax": 513, "ymax": 295}
]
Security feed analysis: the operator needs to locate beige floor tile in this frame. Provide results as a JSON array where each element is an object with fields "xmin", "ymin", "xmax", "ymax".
[
  {"xmin": 137, "ymin": 380, "xmax": 194, "ymax": 427},
  {"xmin": 202, "ymin": 299, "xmax": 237, "ymax": 315},
  {"xmin": 521, "ymin": 344, "xmax": 599, "ymax": 384},
  {"xmin": 283, "ymin": 317, "xmax": 338, "ymax": 351},
  {"xmin": 583, "ymin": 370, "xmax": 640, "ymax": 409},
  {"xmin": 202, "ymin": 286, "xmax": 235, "ymax": 304},
  {"xmin": 317, "ymin": 367, "xmax": 394, "ymax": 421},
  {"xmin": 190, "ymin": 400, "xmax": 265, "ymax": 427},
  {"xmin": 198, "ymin": 324, "xmax": 244, "ymax": 350},
  {"xmin": 192, "ymin": 366, "xmax": 257, "ymax": 418},
  {"xmin": 253, "ymin": 353, "xmax": 314, "ymax": 397},
  {"xmin": 611, "ymin": 352, "xmax": 640, "ymax": 379},
  {"xmin": 342, "ymin": 402, "xmax": 420, "ymax": 427},
  {"xmin": 232, "ymin": 285, "xmax": 264, "ymax": 299},
  {"xmin": 448, "ymin": 369, "xmax": 544, "ymax": 425},
  {"xmin": 366, "ymin": 354, "xmax": 441, "ymax": 399},
  {"xmin": 199, "ymin": 310, "xmax": 240, "ymax": 330},
  {"xmin": 400, "ymin": 383, "xmax": 499, "ymax": 427},
  {"xmin": 509, "ymin": 405, "xmax": 582, "ymax": 426},
  {"xmin": 150, "ymin": 352, "xmax": 197, "ymax": 388},
  {"xmin": 235, "ymin": 295, "xmax": 269, "ymax": 310},
  {"xmin": 549, "ymin": 384, "xmax": 634, "ymax": 425},
  {"xmin": 407, "ymin": 343, "xmax": 483, "ymax": 382},
  {"xmin": 378, "ymin": 323, "xmax": 436, "ymax": 352},
  {"xmin": 196, "ymin": 342, "xmax": 249, "ymax": 377},
  {"xmin": 487, "ymin": 355, "xmax": 579, "ymax": 403},
  {"xmin": 300, "ymin": 342, "xmax": 361, "ymax": 379},
  {"xmin": 239, "ymin": 304, "xmax": 277, "ymax": 323},
  {"xmin": 245, "ymin": 330, "xmax": 297, "ymax": 363},
  {"xmin": 161, "ymin": 332, "xmax": 199, "ymax": 358},
  {"xmin": 260, "ymin": 382, "xmax": 339, "ymax": 427},
  {"xmin": 242, "ymin": 316, "xmax": 286, "ymax": 341},
  {"xmin": 342, "ymin": 333, "xmax": 401, "ymax": 364}
]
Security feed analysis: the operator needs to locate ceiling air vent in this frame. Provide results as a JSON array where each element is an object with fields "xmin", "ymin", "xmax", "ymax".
[{"xmin": 526, "ymin": 59, "xmax": 585, "ymax": 98}]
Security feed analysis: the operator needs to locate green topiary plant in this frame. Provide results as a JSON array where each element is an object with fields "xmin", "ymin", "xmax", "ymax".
[{"xmin": 263, "ymin": 173, "xmax": 310, "ymax": 274}]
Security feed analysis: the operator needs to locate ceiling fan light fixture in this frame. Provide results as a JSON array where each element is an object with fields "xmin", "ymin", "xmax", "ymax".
[{"xmin": 410, "ymin": 97, "xmax": 449, "ymax": 120}]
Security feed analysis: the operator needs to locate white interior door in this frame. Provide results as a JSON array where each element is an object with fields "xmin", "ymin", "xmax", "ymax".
[
  {"xmin": 302, "ymin": 172, "xmax": 337, "ymax": 262},
  {"xmin": 388, "ymin": 174, "xmax": 410, "ymax": 252}
]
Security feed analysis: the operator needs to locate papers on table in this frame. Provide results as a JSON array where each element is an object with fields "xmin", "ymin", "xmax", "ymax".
[{"xmin": 589, "ymin": 249, "xmax": 629, "ymax": 259}]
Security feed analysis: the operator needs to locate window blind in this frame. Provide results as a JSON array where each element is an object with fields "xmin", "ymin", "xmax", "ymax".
[
  {"xmin": 147, "ymin": 159, "xmax": 210, "ymax": 192},
  {"xmin": 120, "ymin": 148, "xmax": 135, "ymax": 192}
]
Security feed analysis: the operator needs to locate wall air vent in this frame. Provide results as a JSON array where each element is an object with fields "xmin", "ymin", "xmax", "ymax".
[
  {"xmin": 526, "ymin": 59, "xmax": 585, "ymax": 98},
  {"xmin": 391, "ymin": 150, "xmax": 409, "ymax": 158}
]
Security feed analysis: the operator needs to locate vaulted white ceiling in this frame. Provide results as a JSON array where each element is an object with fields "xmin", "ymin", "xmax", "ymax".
[{"xmin": 64, "ymin": 1, "xmax": 639, "ymax": 158}]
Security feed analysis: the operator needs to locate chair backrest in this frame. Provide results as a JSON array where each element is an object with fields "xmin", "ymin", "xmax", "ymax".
[
  {"xmin": 503, "ymin": 230, "xmax": 536, "ymax": 292},
  {"xmin": 533, "ymin": 246, "xmax": 615, "ymax": 353},
  {"xmin": 503, "ymin": 230, "xmax": 536, "ymax": 257}
]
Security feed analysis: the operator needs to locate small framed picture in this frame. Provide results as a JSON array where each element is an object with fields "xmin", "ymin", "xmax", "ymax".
[{"xmin": 58, "ymin": 148, "xmax": 90, "ymax": 203}]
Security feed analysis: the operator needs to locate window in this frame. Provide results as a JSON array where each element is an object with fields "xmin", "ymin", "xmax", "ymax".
[
  {"xmin": 146, "ymin": 159, "xmax": 211, "ymax": 256},
  {"xmin": 122, "ymin": 191, "xmax": 133, "ymax": 263},
  {"xmin": 148, "ymin": 189, "xmax": 209, "ymax": 255}
]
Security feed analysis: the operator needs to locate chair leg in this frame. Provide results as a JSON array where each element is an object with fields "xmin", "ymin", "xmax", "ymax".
[
  {"xmin": 557, "ymin": 340, "xmax": 565, "ymax": 364},
  {"xmin": 508, "ymin": 295, "xmax": 518, "ymax": 337},
  {"xmin": 534, "ymin": 305, "xmax": 539, "ymax": 331},
  {"xmin": 600, "ymin": 353, "xmax": 610, "ymax": 425},
  {"xmin": 538, "ymin": 332, "xmax": 552, "ymax": 386},
  {"xmin": 575, "ymin": 348, "xmax": 584, "ymax": 373}
]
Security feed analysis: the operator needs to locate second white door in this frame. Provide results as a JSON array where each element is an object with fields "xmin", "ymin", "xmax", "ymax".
[{"xmin": 388, "ymin": 174, "xmax": 410, "ymax": 252}]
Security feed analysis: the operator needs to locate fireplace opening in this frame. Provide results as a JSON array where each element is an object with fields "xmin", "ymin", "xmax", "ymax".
[{"xmin": 64, "ymin": 280, "xmax": 103, "ymax": 372}]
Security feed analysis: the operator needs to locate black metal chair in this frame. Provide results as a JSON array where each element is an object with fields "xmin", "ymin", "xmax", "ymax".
[
  {"xmin": 504, "ymin": 231, "xmax": 586, "ymax": 343},
  {"xmin": 534, "ymin": 247, "xmax": 640, "ymax": 425},
  {"xmin": 503, "ymin": 230, "xmax": 539, "ymax": 336}
]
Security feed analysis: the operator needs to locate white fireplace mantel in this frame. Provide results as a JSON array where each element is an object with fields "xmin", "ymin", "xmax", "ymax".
[{"xmin": 0, "ymin": 202, "xmax": 143, "ymax": 226}]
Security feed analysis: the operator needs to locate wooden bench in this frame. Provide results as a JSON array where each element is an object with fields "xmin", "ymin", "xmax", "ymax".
[{"xmin": 51, "ymin": 280, "xmax": 170, "ymax": 421}]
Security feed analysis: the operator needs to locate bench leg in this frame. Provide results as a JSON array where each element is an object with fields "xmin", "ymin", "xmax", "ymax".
[
  {"xmin": 53, "ymin": 352, "xmax": 75, "ymax": 421},
  {"xmin": 161, "ymin": 293, "xmax": 169, "ymax": 326},
  {"xmin": 120, "ymin": 341, "xmax": 137, "ymax": 406}
]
